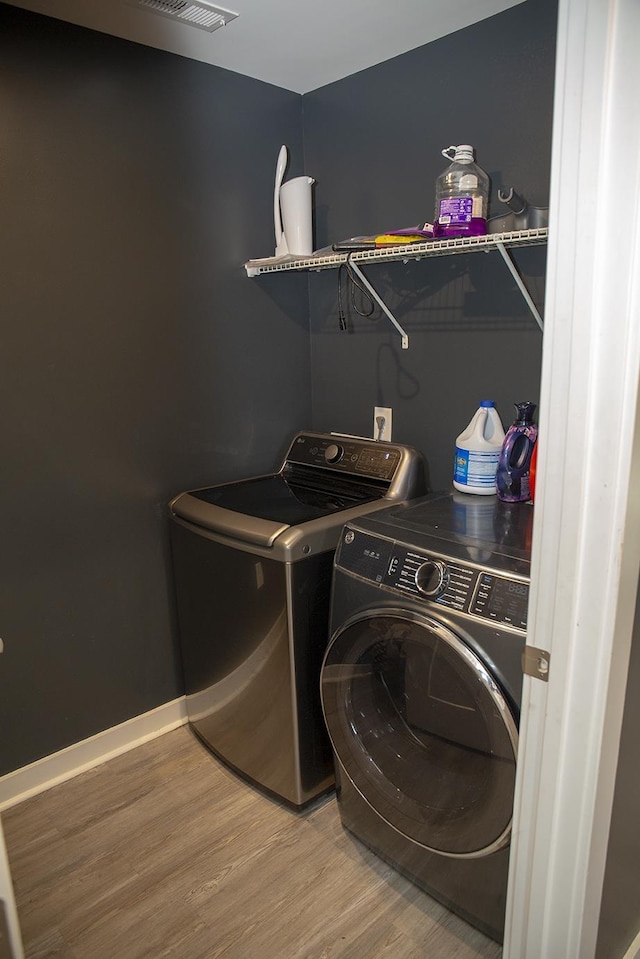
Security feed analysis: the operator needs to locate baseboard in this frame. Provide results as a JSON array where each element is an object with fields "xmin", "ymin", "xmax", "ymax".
[
  {"xmin": 0, "ymin": 698, "xmax": 187, "ymax": 812},
  {"xmin": 623, "ymin": 928, "xmax": 640, "ymax": 959}
]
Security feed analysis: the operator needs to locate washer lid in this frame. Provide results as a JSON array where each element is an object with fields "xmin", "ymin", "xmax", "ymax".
[
  {"xmin": 169, "ymin": 489, "xmax": 290, "ymax": 547},
  {"xmin": 171, "ymin": 472, "xmax": 381, "ymax": 546},
  {"xmin": 168, "ymin": 431, "xmax": 427, "ymax": 550}
]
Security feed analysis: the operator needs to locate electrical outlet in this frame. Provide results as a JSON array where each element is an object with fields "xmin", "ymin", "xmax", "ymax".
[{"xmin": 374, "ymin": 406, "xmax": 393, "ymax": 442}]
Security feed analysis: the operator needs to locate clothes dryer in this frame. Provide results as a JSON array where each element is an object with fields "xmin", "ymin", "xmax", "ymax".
[{"xmin": 321, "ymin": 491, "xmax": 532, "ymax": 942}]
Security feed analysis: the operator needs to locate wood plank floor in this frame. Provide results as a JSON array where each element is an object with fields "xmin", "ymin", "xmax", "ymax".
[{"xmin": 2, "ymin": 727, "xmax": 502, "ymax": 959}]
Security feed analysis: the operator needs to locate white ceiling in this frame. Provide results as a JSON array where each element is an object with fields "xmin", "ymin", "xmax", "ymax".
[{"xmin": 4, "ymin": 0, "xmax": 526, "ymax": 94}]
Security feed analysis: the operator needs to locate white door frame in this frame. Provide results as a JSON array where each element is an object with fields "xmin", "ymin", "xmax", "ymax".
[
  {"xmin": 504, "ymin": 0, "xmax": 640, "ymax": 956},
  {"xmin": 0, "ymin": 818, "xmax": 23, "ymax": 959}
]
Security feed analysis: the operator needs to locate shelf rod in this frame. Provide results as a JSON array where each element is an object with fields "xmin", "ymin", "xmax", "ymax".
[
  {"xmin": 494, "ymin": 240, "xmax": 544, "ymax": 331},
  {"xmin": 347, "ymin": 260, "xmax": 410, "ymax": 350}
]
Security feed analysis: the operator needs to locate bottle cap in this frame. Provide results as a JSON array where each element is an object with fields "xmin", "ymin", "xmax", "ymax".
[
  {"xmin": 514, "ymin": 401, "xmax": 537, "ymax": 424},
  {"xmin": 454, "ymin": 145, "xmax": 474, "ymax": 162},
  {"xmin": 480, "ymin": 399, "xmax": 495, "ymax": 407}
]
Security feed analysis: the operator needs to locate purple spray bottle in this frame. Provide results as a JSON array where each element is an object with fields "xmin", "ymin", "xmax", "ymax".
[{"xmin": 496, "ymin": 402, "xmax": 538, "ymax": 503}]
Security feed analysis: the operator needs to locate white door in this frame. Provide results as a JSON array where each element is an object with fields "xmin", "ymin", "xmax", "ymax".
[{"xmin": 504, "ymin": 0, "xmax": 640, "ymax": 956}]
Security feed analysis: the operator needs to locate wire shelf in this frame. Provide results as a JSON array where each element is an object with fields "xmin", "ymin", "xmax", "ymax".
[{"xmin": 244, "ymin": 228, "xmax": 548, "ymax": 276}]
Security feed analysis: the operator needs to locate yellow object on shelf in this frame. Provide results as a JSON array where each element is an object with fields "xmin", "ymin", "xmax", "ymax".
[{"xmin": 374, "ymin": 234, "xmax": 427, "ymax": 246}]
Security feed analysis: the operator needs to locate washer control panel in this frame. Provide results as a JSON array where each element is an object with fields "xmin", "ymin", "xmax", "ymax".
[
  {"xmin": 339, "ymin": 527, "xmax": 529, "ymax": 632},
  {"xmin": 286, "ymin": 433, "xmax": 401, "ymax": 481}
]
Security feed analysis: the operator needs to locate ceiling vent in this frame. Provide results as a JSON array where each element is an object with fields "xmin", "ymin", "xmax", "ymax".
[{"xmin": 131, "ymin": 0, "xmax": 239, "ymax": 33}]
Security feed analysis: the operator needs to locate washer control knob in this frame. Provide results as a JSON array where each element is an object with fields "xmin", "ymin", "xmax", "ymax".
[
  {"xmin": 324, "ymin": 443, "xmax": 343, "ymax": 464},
  {"xmin": 415, "ymin": 560, "xmax": 449, "ymax": 598}
]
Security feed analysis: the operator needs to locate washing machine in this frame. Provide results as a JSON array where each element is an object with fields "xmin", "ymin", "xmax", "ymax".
[
  {"xmin": 169, "ymin": 431, "xmax": 427, "ymax": 810},
  {"xmin": 320, "ymin": 490, "xmax": 532, "ymax": 942}
]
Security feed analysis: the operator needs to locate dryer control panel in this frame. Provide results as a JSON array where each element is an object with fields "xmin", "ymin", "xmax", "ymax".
[{"xmin": 338, "ymin": 527, "xmax": 529, "ymax": 632}]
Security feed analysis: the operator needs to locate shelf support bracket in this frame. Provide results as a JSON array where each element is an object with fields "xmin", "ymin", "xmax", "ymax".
[
  {"xmin": 347, "ymin": 260, "xmax": 409, "ymax": 349},
  {"xmin": 494, "ymin": 241, "xmax": 544, "ymax": 331}
]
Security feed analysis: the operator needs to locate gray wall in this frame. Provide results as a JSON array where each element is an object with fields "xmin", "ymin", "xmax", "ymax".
[
  {"xmin": 0, "ymin": 0, "xmax": 557, "ymax": 776},
  {"xmin": 302, "ymin": 0, "xmax": 556, "ymax": 489},
  {"xmin": 0, "ymin": 5, "xmax": 309, "ymax": 775}
]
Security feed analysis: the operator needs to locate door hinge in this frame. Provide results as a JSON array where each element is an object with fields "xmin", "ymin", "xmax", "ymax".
[{"xmin": 522, "ymin": 645, "xmax": 551, "ymax": 682}]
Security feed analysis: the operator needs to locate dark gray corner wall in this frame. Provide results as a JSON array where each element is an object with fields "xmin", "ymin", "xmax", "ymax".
[
  {"xmin": 0, "ymin": 4, "xmax": 308, "ymax": 774},
  {"xmin": 303, "ymin": 0, "xmax": 557, "ymax": 489}
]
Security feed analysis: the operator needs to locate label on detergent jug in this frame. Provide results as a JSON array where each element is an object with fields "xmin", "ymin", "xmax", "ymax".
[
  {"xmin": 438, "ymin": 197, "xmax": 474, "ymax": 226},
  {"xmin": 437, "ymin": 196, "xmax": 485, "ymax": 226},
  {"xmin": 454, "ymin": 446, "xmax": 500, "ymax": 489}
]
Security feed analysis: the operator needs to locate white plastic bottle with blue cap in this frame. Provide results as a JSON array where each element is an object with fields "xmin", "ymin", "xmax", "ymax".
[{"xmin": 453, "ymin": 401, "xmax": 505, "ymax": 495}]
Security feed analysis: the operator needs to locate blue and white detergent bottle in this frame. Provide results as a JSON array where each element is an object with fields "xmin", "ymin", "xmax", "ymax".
[
  {"xmin": 453, "ymin": 401, "xmax": 505, "ymax": 495},
  {"xmin": 496, "ymin": 402, "xmax": 538, "ymax": 503}
]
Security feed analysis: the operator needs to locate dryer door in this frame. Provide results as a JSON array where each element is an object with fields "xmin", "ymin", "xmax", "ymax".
[{"xmin": 321, "ymin": 609, "xmax": 518, "ymax": 858}]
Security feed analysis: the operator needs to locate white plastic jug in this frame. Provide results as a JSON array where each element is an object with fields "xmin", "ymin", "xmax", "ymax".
[
  {"xmin": 279, "ymin": 175, "xmax": 315, "ymax": 256},
  {"xmin": 273, "ymin": 145, "xmax": 315, "ymax": 257},
  {"xmin": 453, "ymin": 401, "xmax": 505, "ymax": 495}
]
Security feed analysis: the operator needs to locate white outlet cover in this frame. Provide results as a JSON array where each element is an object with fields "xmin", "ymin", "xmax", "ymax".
[{"xmin": 374, "ymin": 407, "xmax": 393, "ymax": 441}]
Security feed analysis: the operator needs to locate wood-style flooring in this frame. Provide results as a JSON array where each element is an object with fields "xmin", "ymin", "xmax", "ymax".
[{"xmin": 2, "ymin": 726, "xmax": 502, "ymax": 959}]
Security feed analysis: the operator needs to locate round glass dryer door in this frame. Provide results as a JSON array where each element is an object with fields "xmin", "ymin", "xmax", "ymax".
[{"xmin": 321, "ymin": 609, "xmax": 518, "ymax": 858}]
